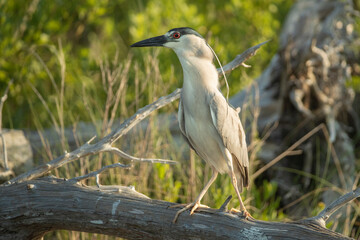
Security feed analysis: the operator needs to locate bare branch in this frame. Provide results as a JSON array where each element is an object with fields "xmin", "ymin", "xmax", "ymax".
[
  {"xmin": 219, "ymin": 40, "xmax": 270, "ymax": 74},
  {"xmin": 318, "ymin": 187, "xmax": 360, "ymax": 222},
  {"xmin": 5, "ymin": 89, "xmax": 181, "ymax": 185},
  {"xmin": 252, "ymin": 124, "xmax": 325, "ymax": 180},
  {"xmin": 104, "ymin": 146, "xmax": 176, "ymax": 164},
  {"xmin": 304, "ymin": 188, "xmax": 360, "ymax": 228},
  {"xmin": 104, "ymin": 88, "xmax": 181, "ymax": 144},
  {"xmin": 69, "ymin": 163, "xmax": 131, "ymax": 184}
]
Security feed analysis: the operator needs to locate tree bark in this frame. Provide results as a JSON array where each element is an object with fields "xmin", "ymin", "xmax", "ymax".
[{"xmin": 0, "ymin": 177, "xmax": 355, "ymax": 240}]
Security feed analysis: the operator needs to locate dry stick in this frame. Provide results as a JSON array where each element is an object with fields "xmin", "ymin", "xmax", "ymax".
[
  {"xmin": 69, "ymin": 163, "xmax": 131, "ymax": 185},
  {"xmin": 0, "ymin": 80, "xmax": 13, "ymax": 177},
  {"xmin": 27, "ymin": 80, "xmax": 61, "ymax": 135},
  {"xmin": 5, "ymin": 42, "xmax": 268, "ymax": 185},
  {"xmin": 218, "ymin": 40, "xmax": 270, "ymax": 75},
  {"xmin": 252, "ymin": 123, "xmax": 325, "ymax": 180},
  {"xmin": 0, "ymin": 79, "xmax": 13, "ymax": 131},
  {"xmin": 320, "ymin": 125, "xmax": 347, "ymax": 189},
  {"xmin": 252, "ymin": 123, "xmax": 347, "ymax": 189},
  {"xmin": 31, "ymin": 50, "xmax": 59, "ymax": 95},
  {"xmin": 280, "ymin": 187, "xmax": 331, "ymax": 211},
  {"xmin": 0, "ymin": 134, "xmax": 8, "ymax": 170}
]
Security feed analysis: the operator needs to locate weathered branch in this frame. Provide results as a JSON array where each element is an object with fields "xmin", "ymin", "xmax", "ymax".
[
  {"xmin": 219, "ymin": 40, "xmax": 270, "ymax": 74},
  {"xmin": 0, "ymin": 177, "xmax": 355, "ymax": 240},
  {"xmin": 307, "ymin": 187, "xmax": 360, "ymax": 227},
  {"xmin": 4, "ymin": 89, "xmax": 180, "ymax": 185}
]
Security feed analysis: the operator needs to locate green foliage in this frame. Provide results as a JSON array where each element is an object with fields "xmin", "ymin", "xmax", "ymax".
[
  {"xmin": 0, "ymin": 0, "xmax": 292, "ymax": 129},
  {"xmin": 252, "ymin": 180, "xmax": 285, "ymax": 220}
]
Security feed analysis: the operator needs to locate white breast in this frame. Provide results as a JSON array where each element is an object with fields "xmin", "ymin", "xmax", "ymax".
[{"xmin": 179, "ymin": 56, "xmax": 229, "ymax": 174}]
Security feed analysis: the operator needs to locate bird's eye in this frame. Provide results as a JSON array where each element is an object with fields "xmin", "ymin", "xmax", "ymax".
[{"xmin": 173, "ymin": 32, "xmax": 181, "ymax": 39}]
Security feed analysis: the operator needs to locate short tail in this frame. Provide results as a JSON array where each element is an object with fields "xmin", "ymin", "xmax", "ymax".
[{"xmin": 232, "ymin": 154, "xmax": 249, "ymax": 192}]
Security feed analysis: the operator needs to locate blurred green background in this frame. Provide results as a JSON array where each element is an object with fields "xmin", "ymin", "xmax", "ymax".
[
  {"xmin": 0, "ymin": 0, "xmax": 290, "ymax": 129},
  {"xmin": 1, "ymin": 0, "xmax": 359, "ymax": 239}
]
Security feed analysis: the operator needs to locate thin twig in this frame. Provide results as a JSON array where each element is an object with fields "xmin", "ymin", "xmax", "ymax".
[
  {"xmin": 279, "ymin": 187, "xmax": 331, "ymax": 211},
  {"xmin": 0, "ymin": 79, "xmax": 13, "ymax": 130},
  {"xmin": 104, "ymin": 146, "xmax": 177, "ymax": 164},
  {"xmin": 31, "ymin": 50, "xmax": 58, "ymax": 95},
  {"xmin": 252, "ymin": 123, "xmax": 345, "ymax": 183},
  {"xmin": 219, "ymin": 40, "xmax": 270, "ymax": 74},
  {"xmin": 0, "ymin": 134, "xmax": 8, "ymax": 170},
  {"xmin": 68, "ymin": 163, "xmax": 131, "ymax": 184},
  {"xmin": 0, "ymin": 79, "xmax": 13, "ymax": 172},
  {"xmin": 320, "ymin": 125, "xmax": 347, "ymax": 189},
  {"xmin": 252, "ymin": 124, "xmax": 325, "ymax": 180},
  {"xmin": 27, "ymin": 80, "xmax": 60, "ymax": 135}
]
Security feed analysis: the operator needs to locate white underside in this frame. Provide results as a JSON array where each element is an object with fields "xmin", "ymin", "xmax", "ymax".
[{"xmin": 179, "ymin": 55, "xmax": 230, "ymax": 174}]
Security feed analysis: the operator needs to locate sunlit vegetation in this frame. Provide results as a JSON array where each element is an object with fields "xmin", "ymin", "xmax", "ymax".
[{"xmin": 1, "ymin": 0, "xmax": 359, "ymax": 239}]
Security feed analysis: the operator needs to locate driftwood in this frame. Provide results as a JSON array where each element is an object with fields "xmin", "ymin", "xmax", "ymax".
[{"xmin": 0, "ymin": 177, "xmax": 358, "ymax": 240}]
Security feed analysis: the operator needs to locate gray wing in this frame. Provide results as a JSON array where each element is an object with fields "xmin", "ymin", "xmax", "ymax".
[
  {"xmin": 208, "ymin": 92, "xmax": 249, "ymax": 188},
  {"xmin": 178, "ymin": 96, "xmax": 197, "ymax": 153}
]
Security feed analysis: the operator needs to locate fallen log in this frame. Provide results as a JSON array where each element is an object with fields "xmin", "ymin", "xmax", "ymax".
[{"xmin": 0, "ymin": 177, "xmax": 358, "ymax": 240}]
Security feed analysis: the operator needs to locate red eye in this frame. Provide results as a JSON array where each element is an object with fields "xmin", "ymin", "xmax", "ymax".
[{"xmin": 173, "ymin": 32, "xmax": 181, "ymax": 39}]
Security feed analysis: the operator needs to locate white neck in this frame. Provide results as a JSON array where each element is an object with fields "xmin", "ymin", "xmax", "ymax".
[
  {"xmin": 180, "ymin": 57, "xmax": 219, "ymax": 91},
  {"xmin": 165, "ymin": 34, "xmax": 220, "ymax": 91}
]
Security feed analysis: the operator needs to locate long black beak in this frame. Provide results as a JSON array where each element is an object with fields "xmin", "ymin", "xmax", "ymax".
[{"xmin": 131, "ymin": 35, "xmax": 168, "ymax": 47}]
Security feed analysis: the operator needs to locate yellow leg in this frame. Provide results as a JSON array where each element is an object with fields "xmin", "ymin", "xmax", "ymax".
[
  {"xmin": 230, "ymin": 170, "xmax": 251, "ymax": 219},
  {"xmin": 173, "ymin": 169, "xmax": 218, "ymax": 223}
]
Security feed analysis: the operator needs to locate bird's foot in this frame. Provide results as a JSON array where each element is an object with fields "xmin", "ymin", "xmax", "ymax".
[
  {"xmin": 230, "ymin": 208, "xmax": 253, "ymax": 219},
  {"xmin": 171, "ymin": 201, "xmax": 209, "ymax": 223}
]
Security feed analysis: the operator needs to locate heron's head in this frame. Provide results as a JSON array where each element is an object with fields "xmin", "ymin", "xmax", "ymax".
[{"xmin": 131, "ymin": 27, "xmax": 213, "ymax": 60}]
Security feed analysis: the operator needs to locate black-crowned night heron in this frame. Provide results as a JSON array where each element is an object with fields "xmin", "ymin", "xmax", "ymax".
[{"xmin": 131, "ymin": 27, "xmax": 250, "ymax": 223}]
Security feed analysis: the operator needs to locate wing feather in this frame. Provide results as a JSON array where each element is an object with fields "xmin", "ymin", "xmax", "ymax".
[
  {"xmin": 178, "ymin": 96, "xmax": 198, "ymax": 154},
  {"xmin": 208, "ymin": 92, "xmax": 249, "ymax": 188}
]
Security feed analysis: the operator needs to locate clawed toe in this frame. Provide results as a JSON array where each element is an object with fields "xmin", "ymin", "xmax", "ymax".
[
  {"xmin": 230, "ymin": 208, "xmax": 253, "ymax": 219},
  {"xmin": 172, "ymin": 202, "xmax": 210, "ymax": 223},
  {"xmin": 173, "ymin": 202, "xmax": 196, "ymax": 223},
  {"xmin": 168, "ymin": 203, "xmax": 188, "ymax": 209}
]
